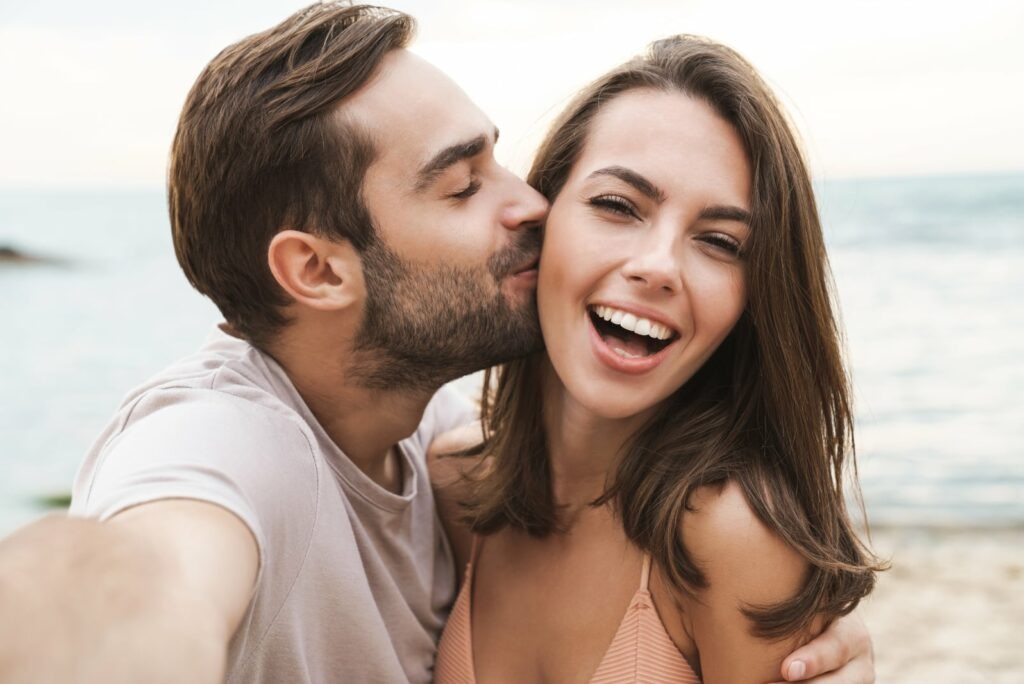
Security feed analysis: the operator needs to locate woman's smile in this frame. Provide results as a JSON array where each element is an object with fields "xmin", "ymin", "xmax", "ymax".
[{"xmin": 586, "ymin": 302, "xmax": 681, "ymax": 373}]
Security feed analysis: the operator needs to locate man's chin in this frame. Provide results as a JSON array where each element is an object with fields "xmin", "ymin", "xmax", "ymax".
[
  {"xmin": 498, "ymin": 274, "xmax": 539, "ymax": 314},
  {"xmin": 490, "ymin": 315, "xmax": 544, "ymax": 363}
]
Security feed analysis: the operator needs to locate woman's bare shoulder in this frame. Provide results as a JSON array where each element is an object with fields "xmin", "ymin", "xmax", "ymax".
[
  {"xmin": 682, "ymin": 480, "xmax": 806, "ymax": 598},
  {"xmin": 674, "ymin": 480, "xmax": 810, "ymax": 682}
]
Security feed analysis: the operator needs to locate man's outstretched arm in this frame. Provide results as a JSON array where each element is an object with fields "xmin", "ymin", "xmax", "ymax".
[
  {"xmin": 774, "ymin": 611, "xmax": 875, "ymax": 683},
  {"xmin": 0, "ymin": 500, "xmax": 258, "ymax": 684}
]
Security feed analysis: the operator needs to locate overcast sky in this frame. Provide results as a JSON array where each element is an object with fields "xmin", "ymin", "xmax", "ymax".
[{"xmin": 1, "ymin": 0, "xmax": 1021, "ymax": 187}]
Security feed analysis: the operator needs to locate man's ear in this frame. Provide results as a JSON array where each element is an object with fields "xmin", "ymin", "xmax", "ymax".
[{"xmin": 267, "ymin": 230, "xmax": 362, "ymax": 311}]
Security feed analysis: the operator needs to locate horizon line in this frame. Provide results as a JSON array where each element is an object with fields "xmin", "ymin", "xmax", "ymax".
[{"xmin": 1, "ymin": 167, "xmax": 1023, "ymax": 194}]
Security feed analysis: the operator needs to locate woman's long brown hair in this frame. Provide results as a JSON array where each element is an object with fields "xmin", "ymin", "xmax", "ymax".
[{"xmin": 460, "ymin": 35, "xmax": 883, "ymax": 639}]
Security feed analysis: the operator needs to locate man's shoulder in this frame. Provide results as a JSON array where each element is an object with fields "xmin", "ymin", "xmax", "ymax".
[
  {"xmin": 95, "ymin": 367, "xmax": 316, "ymax": 494},
  {"xmin": 70, "ymin": 343, "xmax": 322, "ymax": 561},
  {"xmin": 115, "ymin": 333, "xmax": 305, "ymax": 435},
  {"xmin": 117, "ymin": 385, "xmax": 305, "ymax": 450},
  {"xmin": 72, "ymin": 333, "xmax": 318, "ymax": 518}
]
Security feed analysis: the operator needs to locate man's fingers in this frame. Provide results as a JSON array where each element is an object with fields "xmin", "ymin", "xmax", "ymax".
[
  {"xmin": 783, "ymin": 630, "xmax": 848, "ymax": 679},
  {"xmin": 779, "ymin": 613, "xmax": 873, "ymax": 682},
  {"xmin": 771, "ymin": 667, "xmax": 864, "ymax": 684},
  {"xmin": 772, "ymin": 648, "xmax": 874, "ymax": 684}
]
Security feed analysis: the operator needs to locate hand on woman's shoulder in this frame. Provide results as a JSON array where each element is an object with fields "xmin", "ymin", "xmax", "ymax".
[
  {"xmin": 427, "ymin": 421, "xmax": 488, "ymax": 573},
  {"xmin": 427, "ymin": 421, "xmax": 485, "ymax": 487},
  {"xmin": 679, "ymin": 480, "xmax": 811, "ymax": 684}
]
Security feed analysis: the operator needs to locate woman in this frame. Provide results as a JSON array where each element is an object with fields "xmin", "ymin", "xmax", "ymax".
[{"xmin": 432, "ymin": 35, "xmax": 882, "ymax": 683}]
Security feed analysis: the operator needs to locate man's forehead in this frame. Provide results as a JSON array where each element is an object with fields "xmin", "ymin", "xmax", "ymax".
[{"xmin": 341, "ymin": 49, "xmax": 493, "ymax": 162}]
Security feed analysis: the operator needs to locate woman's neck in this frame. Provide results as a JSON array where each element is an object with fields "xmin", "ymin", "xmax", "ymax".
[{"xmin": 540, "ymin": 359, "xmax": 654, "ymax": 510}]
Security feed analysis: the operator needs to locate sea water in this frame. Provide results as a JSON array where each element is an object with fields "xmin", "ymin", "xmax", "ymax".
[
  {"xmin": 824, "ymin": 173, "xmax": 1023, "ymax": 526},
  {"xmin": 1, "ymin": 173, "xmax": 1022, "ymax": 534}
]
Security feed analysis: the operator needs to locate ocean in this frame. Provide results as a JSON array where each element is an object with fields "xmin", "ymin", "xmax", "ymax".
[{"xmin": 1, "ymin": 173, "xmax": 1022, "ymax": 534}]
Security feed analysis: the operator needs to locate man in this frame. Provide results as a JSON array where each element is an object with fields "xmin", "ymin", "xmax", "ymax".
[{"xmin": 0, "ymin": 3, "xmax": 873, "ymax": 682}]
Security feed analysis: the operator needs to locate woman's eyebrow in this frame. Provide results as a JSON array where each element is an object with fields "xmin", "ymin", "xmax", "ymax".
[
  {"xmin": 586, "ymin": 165, "xmax": 666, "ymax": 203},
  {"xmin": 700, "ymin": 205, "xmax": 751, "ymax": 224},
  {"xmin": 587, "ymin": 166, "xmax": 750, "ymax": 223}
]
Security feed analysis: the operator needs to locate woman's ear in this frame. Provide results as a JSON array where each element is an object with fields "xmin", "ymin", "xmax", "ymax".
[{"xmin": 267, "ymin": 230, "xmax": 362, "ymax": 311}]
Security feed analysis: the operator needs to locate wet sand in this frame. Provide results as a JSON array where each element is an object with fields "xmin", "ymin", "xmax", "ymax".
[{"xmin": 861, "ymin": 526, "xmax": 1024, "ymax": 683}]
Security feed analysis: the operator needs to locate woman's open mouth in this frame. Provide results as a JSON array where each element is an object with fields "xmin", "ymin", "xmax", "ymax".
[{"xmin": 586, "ymin": 304, "xmax": 679, "ymax": 373}]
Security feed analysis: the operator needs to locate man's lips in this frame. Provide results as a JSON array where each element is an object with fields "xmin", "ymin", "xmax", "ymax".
[{"xmin": 511, "ymin": 255, "xmax": 540, "ymax": 276}]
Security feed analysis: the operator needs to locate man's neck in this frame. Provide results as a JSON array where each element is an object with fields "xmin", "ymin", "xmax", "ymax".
[{"xmin": 266, "ymin": 328, "xmax": 437, "ymax": 493}]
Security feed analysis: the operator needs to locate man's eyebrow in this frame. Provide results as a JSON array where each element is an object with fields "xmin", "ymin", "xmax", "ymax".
[
  {"xmin": 587, "ymin": 166, "xmax": 666, "ymax": 203},
  {"xmin": 414, "ymin": 127, "xmax": 499, "ymax": 193},
  {"xmin": 700, "ymin": 205, "xmax": 751, "ymax": 224}
]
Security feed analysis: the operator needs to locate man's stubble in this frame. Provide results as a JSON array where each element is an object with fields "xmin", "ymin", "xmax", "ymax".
[{"xmin": 351, "ymin": 229, "xmax": 544, "ymax": 392}]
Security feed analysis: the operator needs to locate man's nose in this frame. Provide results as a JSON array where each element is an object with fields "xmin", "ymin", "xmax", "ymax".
[{"xmin": 500, "ymin": 174, "xmax": 548, "ymax": 230}]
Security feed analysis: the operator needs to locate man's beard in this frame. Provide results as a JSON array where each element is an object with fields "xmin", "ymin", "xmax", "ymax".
[{"xmin": 351, "ymin": 229, "xmax": 544, "ymax": 392}]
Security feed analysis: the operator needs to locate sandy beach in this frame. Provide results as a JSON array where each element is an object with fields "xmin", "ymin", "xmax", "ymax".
[{"xmin": 861, "ymin": 527, "xmax": 1023, "ymax": 683}]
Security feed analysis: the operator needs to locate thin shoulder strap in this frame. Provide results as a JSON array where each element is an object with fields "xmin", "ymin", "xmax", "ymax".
[
  {"xmin": 459, "ymin": 535, "xmax": 483, "ymax": 586},
  {"xmin": 639, "ymin": 553, "xmax": 652, "ymax": 592},
  {"xmin": 469, "ymin": 534, "xmax": 483, "ymax": 565}
]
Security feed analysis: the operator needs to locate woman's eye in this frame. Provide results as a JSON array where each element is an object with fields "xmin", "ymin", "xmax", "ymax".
[
  {"xmin": 699, "ymin": 233, "xmax": 743, "ymax": 257},
  {"xmin": 449, "ymin": 179, "xmax": 481, "ymax": 201},
  {"xmin": 588, "ymin": 194, "xmax": 638, "ymax": 219}
]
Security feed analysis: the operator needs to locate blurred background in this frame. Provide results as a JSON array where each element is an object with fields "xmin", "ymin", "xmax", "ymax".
[{"xmin": 1, "ymin": 0, "xmax": 1021, "ymax": 680}]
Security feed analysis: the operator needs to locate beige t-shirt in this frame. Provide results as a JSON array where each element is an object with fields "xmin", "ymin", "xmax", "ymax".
[{"xmin": 70, "ymin": 326, "xmax": 473, "ymax": 683}]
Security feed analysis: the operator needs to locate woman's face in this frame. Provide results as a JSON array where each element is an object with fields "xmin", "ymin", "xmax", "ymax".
[{"xmin": 537, "ymin": 89, "xmax": 751, "ymax": 420}]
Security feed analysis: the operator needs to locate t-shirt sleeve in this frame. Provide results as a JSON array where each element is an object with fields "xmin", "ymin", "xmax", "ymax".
[
  {"xmin": 428, "ymin": 382, "xmax": 479, "ymax": 437},
  {"xmin": 74, "ymin": 390, "xmax": 319, "ymax": 575}
]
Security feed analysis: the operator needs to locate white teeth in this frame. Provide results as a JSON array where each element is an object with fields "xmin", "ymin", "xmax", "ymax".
[
  {"xmin": 613, "ymin": 348, "xmax": 642, "ymax": 359},
  {"xmin": 590, "ymin": 305, "xmax": 674, "ymax": 341}
]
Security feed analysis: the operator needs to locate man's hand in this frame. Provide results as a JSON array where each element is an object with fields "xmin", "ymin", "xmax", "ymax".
[
  {"xmin": 772, "ymin": 612, "xmax": 874, "ymax": 683},
  {"xmin": 0, "ymin": 502, "xmax": 258, "ymax": 684}
]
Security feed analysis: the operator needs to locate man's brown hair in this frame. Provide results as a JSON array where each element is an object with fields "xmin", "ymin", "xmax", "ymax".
[{"xmin": 168, "ymin": 3, "xmax": 414, "ymax": 346}]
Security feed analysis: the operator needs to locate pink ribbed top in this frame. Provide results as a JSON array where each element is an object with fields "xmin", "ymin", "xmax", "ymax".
[{"xmin": 435, "ymin": 539, "xmax": 700, "ymax": 683}]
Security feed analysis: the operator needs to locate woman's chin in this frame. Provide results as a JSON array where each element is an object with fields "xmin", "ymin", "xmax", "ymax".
[
  {"xmin": 563, "ymin": 384, "xmax": 667, "ymax": 424},
  {"xmin": 542, "ymin": 353, "xmax": 671, "ymax": 424}
]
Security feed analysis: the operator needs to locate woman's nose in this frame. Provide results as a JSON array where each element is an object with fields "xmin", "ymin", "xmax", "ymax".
[{"xmin": 620, "ymin": 228, "xmax": 683, "ymax": 293}]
